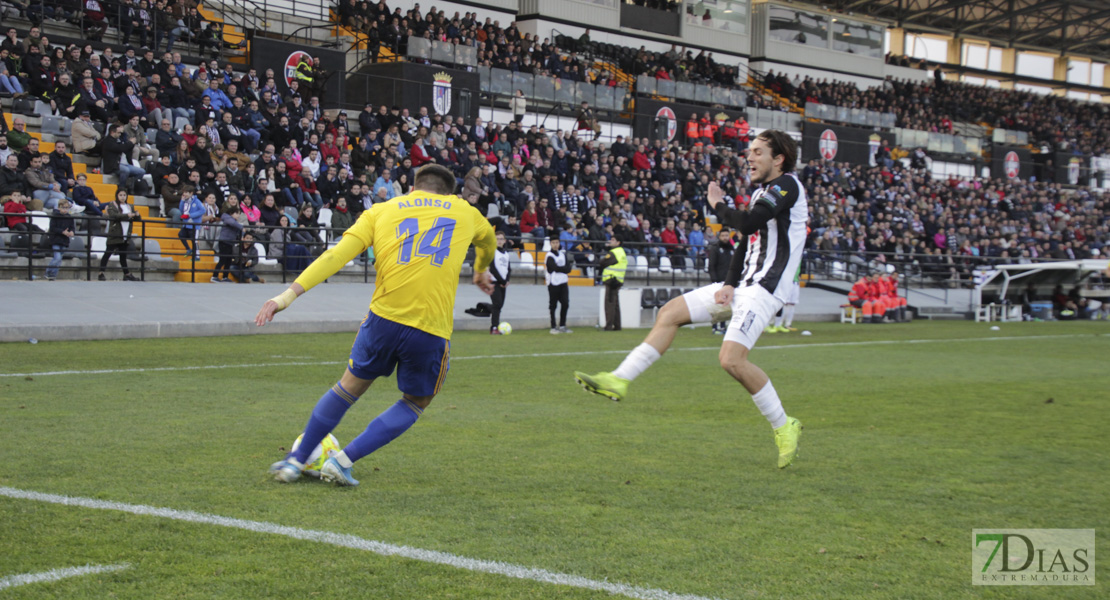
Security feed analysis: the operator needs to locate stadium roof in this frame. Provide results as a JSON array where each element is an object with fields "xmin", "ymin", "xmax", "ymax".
[{"xmin": 825, "ymin": 0, "xmax": 1110, "ymax": 59}]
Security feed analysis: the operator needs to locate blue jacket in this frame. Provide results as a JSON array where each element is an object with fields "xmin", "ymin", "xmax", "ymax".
[
  {"xmin": 179, "ymin": 194, "xmax": 205, "ymax": 229},
  {"xmin": 688, "ymin": 230, "xmax": 705, "ymax": 252},
  {"xmin": 373, "ymin": 176, "xmax": 395, "ymax": 200},
  {"xmin": 202, "ymin": 87, "xmax": 233, "ymax": 112}
]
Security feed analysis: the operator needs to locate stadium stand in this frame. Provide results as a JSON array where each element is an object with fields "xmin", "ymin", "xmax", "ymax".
[{"xmin": 1, "ymin": 0, "xmax": 1107, "ymax": 300}]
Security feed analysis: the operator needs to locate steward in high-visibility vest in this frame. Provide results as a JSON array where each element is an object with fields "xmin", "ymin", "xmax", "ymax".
[
  {"xmin": 295, "ymin": 58, "xmax": 314, "ymax": 85},
  {"xmin": 599, "ymin": 237, "xmax": 627, "ymax": 330},
  {"xmin": 699, "ymin": 116, "xmax": 714, "ymax": 145},
  {"xmin": 685, "ymin": 114, "xmax": 700, "ymax": 145}
]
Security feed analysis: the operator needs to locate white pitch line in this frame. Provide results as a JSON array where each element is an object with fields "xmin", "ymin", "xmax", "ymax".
[
  {"xmin": 0, "ymin": 563, "xmax": 131, "ymax": 590},
  {"xmin": 0, "ymin": 333, "xmax": 1103, "ymax": 379},
  {"xmin": 0, "ymin": 486, "xmax": 721, "ymax": 600}
]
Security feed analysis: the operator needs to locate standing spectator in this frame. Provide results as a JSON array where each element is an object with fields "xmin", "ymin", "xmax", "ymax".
[
  {"xmin": 546, "ymin": 233, "xmax": 573, "ymax": 334},
  {"xmin": 597, "ymin": 235, "xmax": 627, "ymax": 330},
  {"xmin": 213, "ymin": 201, "xmax": 243, "ymax": 282},
  {"xmin": 98, "ymin": 188, "xmax": 141, "ymax": 281},
  {"xmin": 28, "ymin": 54, "xmax": 55, "ymax": 101},
  {"xmin": 510, "ymin": 89, "xmax": 526, "ymax": 124},
  {"xmin": 44, "ymin": 199, "xmax": 76, "ymax": 280},
  {"xmin": 489, "ymin": 231, "xmax": 511, "ymax": 334},
  {"xmin": 707, "ymin": 228, "xmax": 733, "ymax": 333}
]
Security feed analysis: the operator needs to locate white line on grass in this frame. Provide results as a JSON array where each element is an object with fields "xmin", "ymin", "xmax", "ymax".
[
  {"xmin": 0, "ymin": 563, "xmax": 131, "ymax": 590},
  {"xmin": 0, "ymin": 486, "xmax": 720, "ymax": 600},
  {"xmin": 1, "ymin": 333, "xmax": 1103, "ymax": 378}
]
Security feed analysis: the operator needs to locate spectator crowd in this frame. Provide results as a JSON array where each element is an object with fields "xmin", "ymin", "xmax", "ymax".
[
  {"xmin": 2, "ymin": 1, "xmax": 1109, "ymax": 285},
  {"xmin": 763, "ymin": 67, "xmax": 1110, "ymax": 156}
]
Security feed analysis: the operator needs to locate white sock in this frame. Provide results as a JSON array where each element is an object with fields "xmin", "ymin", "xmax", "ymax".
[
  {"xmin": 334, "ymin": 451, "xmax": 353, "ymax": 469},
  {"xmin": 774, "ymin": 312, "xmax": 784, "ymax": 327},
  {"xmin": 751, "ymin": 380, "xmax": 787, "ymax": 429},
  {"xmin": 783, "ymin": 305, "xmax": 795, "ymax": 328},
  {"xmin": 612, "ymin": 343, "xmax": 661, "ymax": 381}
]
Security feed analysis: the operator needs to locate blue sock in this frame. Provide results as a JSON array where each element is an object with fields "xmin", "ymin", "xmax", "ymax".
[
  {"xmin": 342, "ymin": 399, "xmax": 423, "ymax": 463},
  {"xmin": 291, "ymin": 382, "xmax": 359, "ymax": 464}
]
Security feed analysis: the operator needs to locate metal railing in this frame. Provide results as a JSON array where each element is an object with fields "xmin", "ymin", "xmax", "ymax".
[{"xmin": 801, "ymin": 247, "xmax": 1080, "ymax": 291}]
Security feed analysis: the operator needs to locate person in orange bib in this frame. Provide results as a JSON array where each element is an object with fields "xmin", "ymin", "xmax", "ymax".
[
  {"xmin": 882, "ymin": 272, "xmax": 909, "ymax": 322},
  {"xmin": 685, "ymin": 114, "xmax": 701, "ymax": 146},
  {"xmin": 847, "ymin": 275, "xmax": 876, "ymax": 323},
  {"xmin": 865, "ymin": 273, "xmax": 888, "ymax": 323},
  {"xmin": 699, "ymin": 112, "xmax": 715, "ymax": 146}
]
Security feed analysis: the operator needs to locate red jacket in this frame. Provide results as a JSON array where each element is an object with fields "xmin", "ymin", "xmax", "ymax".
[
  {"xmin": 3, "ymin": 200, "xmax": 28, "ymax": 227},
  {"xmin": 410, "ymin": 143, "xmax": 432, "ymax": 168},
  {"xmin": 661, "ymin": 227, "xmax": 679, "ymax": 253},
  {"xmin": 848, "ymin": 278, "xmax": 867, "ymax": 302},
  {"xmin": 520, "ymin": 210, "xmax": 537, "ymax": 233},
  {"xmin": 632, "ymin": 151, "xmax": 652, "ymax": 172}
]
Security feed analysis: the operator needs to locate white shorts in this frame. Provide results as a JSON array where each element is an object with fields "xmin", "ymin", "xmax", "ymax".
[
  {"xmin": 783, "ymin": 281, "xmax": 800, "ymax": 305},
  {"xmin": 723, "ymin": 285, "xmax": 784, "ymax": 349},
  {"xmin": 683, "ymin": 282, "xmax": 732, "ymax": 324}
]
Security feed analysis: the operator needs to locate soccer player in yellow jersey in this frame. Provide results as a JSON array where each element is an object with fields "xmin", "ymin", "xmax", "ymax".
[{"xmin": 259, "ymin": 165, "xmax": 497, "ymax": 486}]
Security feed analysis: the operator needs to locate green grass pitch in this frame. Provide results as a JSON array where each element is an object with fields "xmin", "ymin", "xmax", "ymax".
[{"xmin": 0, "ymin": 320, "xmax": 1106, "ymax": 599}]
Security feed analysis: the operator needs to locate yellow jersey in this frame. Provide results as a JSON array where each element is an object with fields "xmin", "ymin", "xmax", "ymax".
[{"xmin": 294, "ymin": 191, "xmax": 496, "ymax": 339}]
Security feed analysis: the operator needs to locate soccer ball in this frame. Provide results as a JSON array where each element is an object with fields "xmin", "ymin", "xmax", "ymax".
[
  {"xmin": 290, "ymin": 433, "xmax": 342, "ymax": 478},
  {"xmin": 498, "ymin": 321, "xmax": 513, "ymax": 335}
]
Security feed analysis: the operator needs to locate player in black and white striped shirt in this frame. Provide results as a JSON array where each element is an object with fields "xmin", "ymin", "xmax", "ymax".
[{"xmin": 575, "ymin": 130, "xmax": 806, "ymax": 468}]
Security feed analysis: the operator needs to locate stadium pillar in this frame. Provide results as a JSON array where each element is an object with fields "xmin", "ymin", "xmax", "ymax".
[
  {"xmin": 1052, "ymin": 56, "xmax": 1069, "ymax": 96},
  {"xmin": 946, "ymin": 37, "xmax": 961, "ymax": 66},
  {"xmin": 999, "ymin": 48, "xmax": 1017, "ymax": 90},
  {"xmin": 888, "ymin": 28, "xmax": 905, "ymax": 56}
]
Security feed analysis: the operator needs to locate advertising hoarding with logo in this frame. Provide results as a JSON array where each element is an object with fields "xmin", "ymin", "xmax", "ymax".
[
  {"xmin": 991, "ymin": 144, "xmax": 1033, "ymax": 181},
  {"xmin": 349, "ymin": 63, "xmax": 480, "ymax": 122},
  {"xmin": 251, "ymin": 38, "xmax": 346, "ymax": 103},
  {"xmin": 801, "ymin": 122, "xmax": 878, "ymax": 166}
]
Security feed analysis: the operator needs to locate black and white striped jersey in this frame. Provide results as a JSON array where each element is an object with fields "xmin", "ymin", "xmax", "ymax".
[{"xmin": 739, "ymin": 173, "xmax": 809, "ymax": 301}]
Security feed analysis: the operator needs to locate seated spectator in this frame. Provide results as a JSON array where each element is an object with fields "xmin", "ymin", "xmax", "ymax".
[
  {"xmin": 102, "ymin": 124, "xmax": 147, "ymax": 193},
  {"xmin": 0, "ymin": 154, "xmax": 28, "ymax": 202},
  {"xmin": 330, "ymin": 196, "xmax": 354, "ymax": 236},
  {"xmin": 122, "ymin": 114, "xmax": 159, "ymax": 166},
  {"xmin": 231, "ymin": 230, "xmax": 264, "ymax": 283},
  {"xmin": 6, "ymin": 117, "xmax": 32, "ymax": 152},
  {"xmin": 71, "ymin": 173, "xmax": 104, "ymax": 217},
  {"xmin": 46, "ymin": 141, "xmax": 75, "ymax": 194}
]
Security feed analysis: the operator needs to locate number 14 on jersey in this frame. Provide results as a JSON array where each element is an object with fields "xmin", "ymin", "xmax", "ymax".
[{"xmin": 396, "ymin": 217, "xmax": 456, "ymax": 267}]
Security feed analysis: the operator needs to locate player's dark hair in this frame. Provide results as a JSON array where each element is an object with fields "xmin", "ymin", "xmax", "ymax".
[
  {"xmin": 413, "ymin": 164, "xmax": 456, "ymax": 195},
  {"xmin": 756, "ymin": 130, "xmax": 797, "ymax": 174}
]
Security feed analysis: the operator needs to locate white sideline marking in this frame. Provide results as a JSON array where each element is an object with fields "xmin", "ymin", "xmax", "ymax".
[
  {"xmin": 0, "ymin": 487, "xmax": 721, "ymax": 600},
  {"xmin": 0, "ymin": 333, "xmax": 1103, "ymax": 378},
  {"xmin": 0, "ymin": 563, "xmax": 131, "ymax": 590}
]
